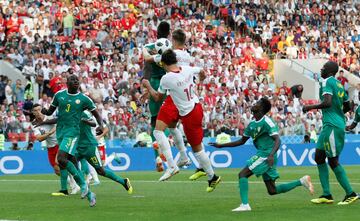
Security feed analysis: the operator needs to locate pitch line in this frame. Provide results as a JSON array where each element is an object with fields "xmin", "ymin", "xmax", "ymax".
[{"xmin": 0, "ymin": 179, "xmax": 360, "ymax": 185}]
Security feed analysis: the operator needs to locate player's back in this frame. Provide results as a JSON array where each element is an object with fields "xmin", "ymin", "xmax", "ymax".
[
  {"xmin": 78, "ymin": 111, "xmax": 98, "ymax": 149},
  {"xmin": 159, "ymin": 66, "xmax": 200, "ymax": 116},
  {"xmin": 319, "ymin": 76, "xmax": 347, "ymax": 129},
  {"xmin": 244, "ymin": 116, "xmax": 279, "ymax": 157},
  {"xmin": 174, "ymin": 49, "xmax": 194, "ymax": 66}
]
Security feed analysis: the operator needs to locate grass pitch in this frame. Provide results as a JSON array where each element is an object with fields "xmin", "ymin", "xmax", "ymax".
[{"xmin": 0, "ymin": 166, "xmax": 359, "ymax": 221}]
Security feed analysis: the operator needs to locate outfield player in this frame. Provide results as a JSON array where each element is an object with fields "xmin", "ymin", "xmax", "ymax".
[
  {"xmin": 303, "ymin": 61, "xmax": 358, "ymax": 205},
  {"xmin": 42, "ymin": 75, "xmax": 102, "ymax": 206},
  {"xmin": 142, "ymin": 49, "xmax": 221, "ymax": 192},
  {"xmin": 210, "ymin": 98, "xmax": 314, "ymax": 212},
  {"xmin": 77, "ymin": 110, "xmax": 133, "ymax": 194}
]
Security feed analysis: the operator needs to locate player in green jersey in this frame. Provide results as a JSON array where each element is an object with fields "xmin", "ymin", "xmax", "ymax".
[
  {"xmin": 42, "ymin": 75, "xmax": 103, "ymax": 207},
  {"xmin": 210, "ymin": 98, "xmax": 314, "ymax": 212},
  {"xmin": 303, "ymin": 61, "xmax": 359, "ymax": 205},
  {"xmin": 143, "ymin": 21, "xmax": 171, "ymax": 172},
  {"xmin": 77, "ymin": 110, "xmax": 133, "ymax": 194}
]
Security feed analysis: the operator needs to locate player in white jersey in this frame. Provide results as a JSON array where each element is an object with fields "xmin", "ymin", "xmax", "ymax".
[
  {"xmin": 31, "ymin": 104, "xmax": 79, "ymax": 195},
  {"xmin": 142, "ymin": 49, "xmax": 221, "ymax": 192},
  {"xmin": 143, "ymin": 29, "xmax": 194, "ymax": 181}
]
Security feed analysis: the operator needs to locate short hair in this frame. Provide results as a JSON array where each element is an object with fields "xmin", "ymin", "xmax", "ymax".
[
  {"xmin": 260, "ymin": 97, "xmax": 272, "ymax": 114},
  {"xmin": 157, "ymin": 21, "xmax": 170, "ymax": 39},
  {"xmin": 172, "ymin": 29, "xmax": 186, "ymax": 45},
  {"xmin": 32, "ymin": 103, "xmax": 41, "ymax": 110},
  {"xmin": 325, "ymin": 61, "xmax": 339, "ymax": 75},
  {"xmin": 161, "ymin": 49, "xmax": 177, "ymax": 66}
]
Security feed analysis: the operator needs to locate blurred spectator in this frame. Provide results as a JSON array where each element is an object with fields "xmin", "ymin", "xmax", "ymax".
[{"xmin": 216, "ymin": 127, "xmax": 231, "ymax": 144}]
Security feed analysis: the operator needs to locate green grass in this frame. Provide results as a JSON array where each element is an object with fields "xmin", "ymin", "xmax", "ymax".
[{"xmin": 0, "ymin": 166, "xmax": 359, "ymax": 221}]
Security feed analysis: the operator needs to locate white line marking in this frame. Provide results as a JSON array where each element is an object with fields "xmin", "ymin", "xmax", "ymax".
[{"xmin": 0, "ymin": 179, "xmax": 360, "ymax": 185}]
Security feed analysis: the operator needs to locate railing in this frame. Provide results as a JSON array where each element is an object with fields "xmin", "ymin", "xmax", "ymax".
[{"xmin": 288, "ymin": 59, "xmax": 320, "ymax": 81}]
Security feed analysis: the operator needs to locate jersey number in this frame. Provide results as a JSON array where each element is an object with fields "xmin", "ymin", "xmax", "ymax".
[
  {"xmin": 184, "ymin": 84, "xmax": 194, "ymax": 101},
  {"xmin": 65, "ymin": 104, "xmax": 71, "ymax": 112}
]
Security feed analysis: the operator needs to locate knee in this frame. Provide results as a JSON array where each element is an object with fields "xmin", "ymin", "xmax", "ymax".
[
  {"xmin": 315, "ymin": 153, "xmax": 326, "ymax": 165},
  {"xmin": 238, "ymin": 172, "xmax": 246, "ymax": 179},
  {"xmin": 328, "ymin": 158, "xmax": 339, "ymax": 169},
  {"xmin": 96, "ymin": 168, "xmax": 105, "ymax": 176},
  {"xmin": 57, "ymin": 156, "xmax": 67, "ymax": 167}
]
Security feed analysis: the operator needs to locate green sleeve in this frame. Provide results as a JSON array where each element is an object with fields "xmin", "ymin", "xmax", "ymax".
[
  {"xmin": 82, "ymin": 94, "xmax": 96, "ymax": 111},
  {"xmin": 322, "ymin": 79, "xmax": 333, "ymax": 96},
  {"xmin": 265, "ymin": 117, "xmax": 279, "ymax": 136},
  {"xmin": 51, "ymin": 91, "xmax": 60, "ymax": 107},
  {"xmin": 243, "ymin": 124, "xmax": 251, "ymax": 138}
]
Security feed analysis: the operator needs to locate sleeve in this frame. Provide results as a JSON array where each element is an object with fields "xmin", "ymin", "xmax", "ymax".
[
  {"xmin": 82, "ymin": 95, "xmax": 97, "ymax": 111},
  {"xmin": 153, "ymin": 54, "xmax": 161, "ymax": 63},
  {"xmin": 158, "ymin": 77, "xmax": 168, "ymax": 94},
  {"xmin": 243, "ymin": 125, "xmax": 251, "ymax": 138},
  {"xmin": 354, "ymin": 106, "xmax": 360, "ymax": 123},
  {"xmin": 321, "ymin": 79, "xmax": 333, "ymax": 96},
  {"xmin": 50, "ymin": 91, "xmax": 60, "ymax": 107},
  {"xmin": 81, "ymin": 112, "xmax": 92, "ymax": 120},
  {"xmin": 265, "ymin": 117, "xmax": 279, "ymax": 136}
]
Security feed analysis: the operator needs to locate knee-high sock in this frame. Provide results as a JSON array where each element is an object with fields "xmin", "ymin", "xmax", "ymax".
[
  {"xmin": 333, "ymin": 165, "xmax": 353, "ymax": 195},
  {"xmin": 317, "ymin": 163, "xmax": 331, "ymax": 196},
  {"xmin": 80, "ymin": 159, "xmax": 89, "ymax": 176},
  {"xmin": 88, "ymin": 163, "xmax": 100, "ymax": 183},
  {"xmin": 194, "ymin": 149, "xmax": 214, "ymax": 179},
  {"xmin": 153, "ymin": 130, "xmax": 176, "ymax": 169},
  {"xmin": 276, "ymin": 180, "xmax": 301, "ymax": 194},
  {"xmin": 60, "ymin": 169, "xmax": 68, "ymax": 191},
  {"xmin": 169, "ymin": 128, "xmax": 188, "ymax": 161},
  {"xmin": 104, "ymin": 169, "xmax": 125, "ymax": 185},
  {"xmin": 239, "ymin": 177, "xmax": 249, "ymax": 204},
  {"xmin": 66, "ymin": 161, "xmax": 85, "ymax": 187}
]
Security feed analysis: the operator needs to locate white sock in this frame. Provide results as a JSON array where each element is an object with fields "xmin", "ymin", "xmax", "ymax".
[
  {"xmin": 194, "ymin": 149, "xmax": 214, "ymax": 180},
  {"xmin": 169, "ymin": 128, "xmax": 189, "ymax": 161},
  {"xmin": 104, "ymin": 153, "xmax": 115, "ymax": 167},
  {"xmin": 88, "ymin": 163, "xmax": 100, "ymax": 183},
  {"xmin": 68, "ymin": 175, "xmax": 78, "ymax": 189},
  {"xmin": 153, "ymin": 130, "xmax": 176, "ymax": 169}
]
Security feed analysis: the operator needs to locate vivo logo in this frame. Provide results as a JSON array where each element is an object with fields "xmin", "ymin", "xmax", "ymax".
[
  {"xmin": 107, "ymin": 153, "xmax": 130, "ymax": 171},
  {"xmin": 174, "ymin": 150, "xmax": 233, "ymax": 168},
  {"xmin": 0, "ymin": 156, "xmax": 24, "ymax": 174},
  {"xmin": 277, "ymin": 144, "xmax": 316, "ymax": 166}
]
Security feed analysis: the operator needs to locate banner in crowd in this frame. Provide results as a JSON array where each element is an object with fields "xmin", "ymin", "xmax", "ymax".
[{"xmin": 1, "ymin": 143, "xmax": 359, "ymax": 175}]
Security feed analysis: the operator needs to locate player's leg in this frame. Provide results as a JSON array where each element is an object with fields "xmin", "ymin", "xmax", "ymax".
[
  {"xmin": 263, "ymin": 174, "xmax": 314, "ymax": 196},
  {"xmin": 168, "ymin": 121, "xmax": 191, "ymax": 167},
  {"xmin": 88, "ymin": 163, "xmax": 101, "ymax": 185},
  {"xmin": 103, "ymin": 152, "xmax": 121, "ymax": 166},
  {"xmin": 232, "ymin": 167, "xmax": 253, "ymax": 212},
  {"xmin": 87, "ymin": 147, "xmax": 133, "ymax": 194},
  {"xmin": 47, "ymin": 146, "xmax": 60, "ymax": 176},
  {"xmin": 97, "ymin": 145, "xmax": 106, "ymax": 165}
]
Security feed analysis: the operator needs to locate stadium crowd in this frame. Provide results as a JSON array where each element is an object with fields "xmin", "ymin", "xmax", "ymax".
[{"xmin": 1, "ymin": 0, "xmax": 360, "ymax": 146}]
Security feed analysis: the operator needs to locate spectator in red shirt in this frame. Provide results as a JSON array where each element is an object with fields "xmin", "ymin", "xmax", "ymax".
[{"xmin": 337, "ymin": 70, "xmax": 348, "ymax": 89}]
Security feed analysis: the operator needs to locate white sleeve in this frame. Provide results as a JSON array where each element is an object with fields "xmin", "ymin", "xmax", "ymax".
[
  {"xmin": 191, "ymin": 67, "xmax": 202, "ymax": 79},
  {"xmin": 158, "ymin": 77, "xmax": 168, "ymax": 94}
]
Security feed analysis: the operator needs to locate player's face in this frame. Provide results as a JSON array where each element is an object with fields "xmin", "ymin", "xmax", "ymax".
[
  {"xmin": 32, "ymin": 106, "xmax": 42, "ymax": 119},
  {"xmin": 67, "ymin": 75, "xmax": 80, "ymax": 91},
  {"xmin": 250, "ymin": 102, "xmax": 262, "ymax": 116}
]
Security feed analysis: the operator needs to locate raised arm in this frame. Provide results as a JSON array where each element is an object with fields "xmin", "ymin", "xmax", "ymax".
[{"xmin": 209, "ymin": 136, "xmax": 250, "ymax": 148}]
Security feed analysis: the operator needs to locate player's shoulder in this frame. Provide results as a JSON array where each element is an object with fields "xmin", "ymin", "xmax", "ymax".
[
  {"xmin": 264, "ymin": 116, "xmax": 276, "ymax": 127},
  {"xmin": 54, "ymin": 89, "xmax": 66, "ymax": 97}
]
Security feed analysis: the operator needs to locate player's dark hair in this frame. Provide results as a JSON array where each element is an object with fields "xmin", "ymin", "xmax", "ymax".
[
  {"xmin": 157, "ymin": 21, "xmax": 170, "ymax": 39},
  {"xmin": 260, "ymin": 97, "xmax": 272, "ymax": 114},
  {"xmin": 325, "ymin": 61, "xmax": 339, "ymax": 75},
  {"xmin": 32, "ymin": 103, "xmax": 41, "ymax": 110},
  {"xmin": 172, "ymin": 29, "xmax": 186, "ymax": 45},
  {"xmin": 161, "ymin": 49, "xmax": 177, "ymax": 66}
]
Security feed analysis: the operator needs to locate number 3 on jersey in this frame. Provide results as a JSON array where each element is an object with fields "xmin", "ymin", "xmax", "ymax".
[
  {"xmin": 184, "ymin": 84, "xmax": 194, "ymax": 101},
  {"xmin": 65, "ymin": 104, "xmax": 71, "ymax": 112}
]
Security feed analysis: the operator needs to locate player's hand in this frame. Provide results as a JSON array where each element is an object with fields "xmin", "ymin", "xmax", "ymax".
[
  {"xmin": 302, "ymin": 106, "xmax": 311, "ymax": 113},
  {"xmin": 140, "ymin": 91, "xmax": 150, "ymax": 103},
  {"xmin": 141, "ymin": 79, "xmax": 150, "ymax": 88},
  {"xmin": 267, "ymin": 154, "xmax": 274, "ymax": 167},
  {"xmin": 208, "ymin": 142, "xmax": 222, "ymax": 148},
  {"xmin": 345, "ymin": 126, "xmax": 352, "ymax": 131},
  {"xmin": 96, "ymin": 126, "xmax": 104, "ymax": 135}
]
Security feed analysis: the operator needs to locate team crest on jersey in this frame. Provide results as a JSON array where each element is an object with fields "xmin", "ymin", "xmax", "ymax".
[{"xmin": 75, "ymin": 99, "xmax": 81, "ymax": 104}]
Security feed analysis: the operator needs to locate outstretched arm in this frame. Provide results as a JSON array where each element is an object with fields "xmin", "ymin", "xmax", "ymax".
[
  {"xmin": 303, "ymin": 94, "xmax": 332, "ymax": 113},
  {"xmin": 81, "ymin": 118, "xmax": 97, "ymax": 127},
  {"xmin": 41, "ymin": 105, "xmax": 57, "ymax": 116},
  {"xmin": 209, "ymin": 136, "xmax": 250, "ymax": 148},
  {"xmin": 141, "ymin": 79, "xmax": 165, "ymax": 102},
  {"xmin": 35, "ymin": 126, "xmax": 56, "ymax": 142}
]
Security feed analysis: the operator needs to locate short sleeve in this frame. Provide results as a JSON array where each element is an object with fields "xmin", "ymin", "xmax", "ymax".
[
  {"xmin": 158, "ymin": 77, "xmax": 168, "ymax": 94},
  {"xmin": 82, "ymin": 94, "xmax": 96, "ymax": 111},
  {"xmin": 243, "ymin": 125, "xmax": 251, "ymax": 137},
  {"xmin": 51, "ymin": 91, "xmax": 60, "ymax": 107},
  {"xmin": 265, "ymin": 117, "xmax": 279, "ymax": 136},
  {"xmin": 81, "ymin": 111, "xmax": 92, "ymax": 120},
  {"xmin": 322, "ymin": 79, "xmax": 333, "ymax": 96}
]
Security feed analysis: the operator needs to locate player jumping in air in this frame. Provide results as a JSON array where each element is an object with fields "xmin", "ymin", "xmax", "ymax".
[
  {"xmin": 303, "ymin": 61, "xmax": 359, "ymax": 205},
  {"xmin": 210, "ymin": 98, "xmax": 314, "ymax": 212},
  {"xmin": 41, "ymin": 75, "xmax": 103, "ymax": 207},
  {"xmin": 142, "ymin": 49, "xmax": 221, "ymax": 192}
]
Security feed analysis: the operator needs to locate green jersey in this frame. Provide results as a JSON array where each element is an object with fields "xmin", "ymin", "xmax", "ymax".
[
  {"xmin": 78, "ymin": 111, "xmax": 98, "ymax": 153},
  {"xmin": 243, "ymin": 116, "xmax": 279, "ymax": 157},
  {"xmin": 144, "ymin": 43, "xmax": 166, "ymax": 79},
  {"xmin": 319, "ymin": 76, "xmax": 348, "ymax": 129},
  {"xmin": 51, "ymin": 89, "xmax": 96, "ymax": 137},
  {"xmin": 354, "ymin": 105, "xmax": 360, "ymax": 123}
]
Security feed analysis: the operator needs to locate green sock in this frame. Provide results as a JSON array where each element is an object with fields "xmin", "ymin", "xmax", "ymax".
[
  {"xmin": 80, "ymin": 159, "xmax": 89, "ymax": 176},
  {"xmin": 151, "ymin": 126, "xmax": 159, "ymax": 158},
  {"xmin": 333, "ymin": 165, "xmax": 353, "ymax": 195},
  {"xmin": 239, "ymin": 177, "xmax": 249, "ymax": 204},
  {"xmin": 66, "ymin": 161, "xmax": 85, "ymax": 186},
  {"xmin": 104, "ymin": 169, "xmax": 125, "ymax": 185},
  {"xmin": 317, "ymin": 163, "xmax": 331, "ymax": 196},
  {"xmin": 276, "ymin": 180, "xmax": 301, "ymax": 194},
  {"xmin": 60, "ymin": 169, "xmax": 68, "ymax": 191}
]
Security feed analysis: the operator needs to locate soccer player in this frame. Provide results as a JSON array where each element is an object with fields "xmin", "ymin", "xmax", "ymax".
[
  {"xmin": 32, "ymin": 103, "xmax": 79, "ymax": 195},
  {"xmin": 143, "ymin": 21, "xmax": 171, "ymax": 172},
  {"xmin": 77, "ymin": 110, "xmax": 133, "ymax": 194},
  {"xmin": 143, "ymin": 29, "xmax": 195, "ymax": 181},
  {"xmin": 303, "ymin": 61, "xmax": 359, "ymax": 205},
  {"xmin": 42, "ymin": 75, "xmax": 102, "ymax": 207},
  {"xmin": 210, "ymin": 98, "xmax": 314, "ymax": 212},
  {"xmin": 142, "ymin": 49, "xmax": 221, "ymax": 192}
]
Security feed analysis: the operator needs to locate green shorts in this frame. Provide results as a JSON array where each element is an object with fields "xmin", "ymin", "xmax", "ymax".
[
  {"xmin": 76, "ymin": 146, "xmax": 102, "ymax": 169},
  {"xmin": 317, "ymin": 125, "xmax": 345, "ymax": 157},
  {"xmin": 247, "ymin": 155, "xmax": 279, "ymax": 181},
  {"xmin": 58, "ymin": 136, "xmax": 79, "ymax": 156},
  {"xmin": 149, "ymin": 77, "xmax": 165, "ymax": 117}
]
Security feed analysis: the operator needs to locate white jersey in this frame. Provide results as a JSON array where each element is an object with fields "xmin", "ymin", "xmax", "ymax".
[
  {"xmin": 154, "ymin": 49, "xmax": 194, "ymax": 66},
  {"xmin": 159, "ymin": 66, "xmax": 201, "ymax": 116},
  {"xmin": 33, "ymin": 116, "xmax": 57, "ymax": 148}
]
